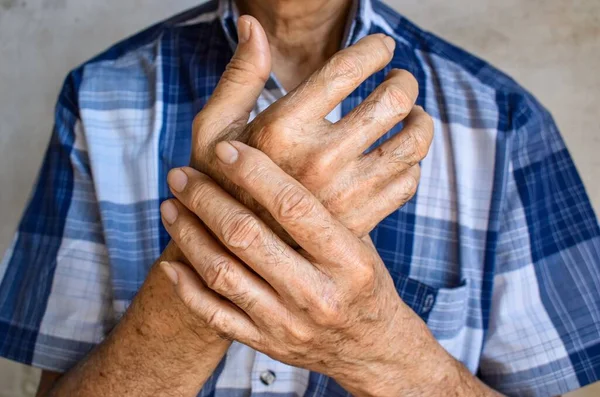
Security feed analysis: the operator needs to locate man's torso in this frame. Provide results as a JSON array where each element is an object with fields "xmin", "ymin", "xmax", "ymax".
[{"xmin": 4, "ymin": 1, "xmax": 599, "ymax": 396}]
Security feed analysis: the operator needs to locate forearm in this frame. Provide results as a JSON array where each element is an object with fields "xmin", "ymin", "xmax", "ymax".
[
  {"xmin": 347, "ymin": 356, "xmax": 503, "ymax": 397},
  {"xmin": 45, "ymin": 242, "xmax": 230, "ymax": 397},
  {"xmin": 335, "ymin": 314, "xmax": 504, "ymax": 397}
]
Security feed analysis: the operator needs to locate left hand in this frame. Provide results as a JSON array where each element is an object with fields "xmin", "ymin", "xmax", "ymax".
[
  {"xmin": 189, "ymin": 16, "xmax": 430, "ymax": 245},
  {"xmin": 159, "ymin": 141, "xmax": 494, "ymax": 396}
]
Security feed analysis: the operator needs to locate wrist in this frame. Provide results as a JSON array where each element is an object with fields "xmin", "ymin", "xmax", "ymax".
[
  {"xmin": 142, "ymin": 241, "xmax": 228, "ymax": 346},
  {"xmin": 343, "ymin": 352, "xmax": 499, "ymax": 397},
  {"xmin": 118, "ymin": 240, "xmax": 231, "ymax": 368},
  {"xmin": 55, "ymin": 253, "xmax": 230, "ymax": 397},
  {"xmin": 332, "ymin": 311, "xmax": 462, "ymax": 397},
  {"xmin": 339, "ymin": 352, "xmax": 459, "ymax": 397}
]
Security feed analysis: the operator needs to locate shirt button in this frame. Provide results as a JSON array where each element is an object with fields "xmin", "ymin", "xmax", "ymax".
[
  {"xmin": 422, "ymin": 293, "xmax": 435, "ymax": 314},
  {"xmin": 260, "ymin": 370, "xmax": 276, "ymax": 386}
]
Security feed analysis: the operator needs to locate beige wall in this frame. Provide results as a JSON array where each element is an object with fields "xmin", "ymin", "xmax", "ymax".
[{"xmin": 0, "ymin": 0, "xmax": 598, "ymax": 395}]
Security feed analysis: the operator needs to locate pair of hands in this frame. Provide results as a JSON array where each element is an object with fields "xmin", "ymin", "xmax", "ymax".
[
  {"xmin": 160, "ymin": 142, "xmax": 453, "ymax": 396},
  {"xmin": 158, "ymin": 15, "xmax": 484, "ymax": 397}
]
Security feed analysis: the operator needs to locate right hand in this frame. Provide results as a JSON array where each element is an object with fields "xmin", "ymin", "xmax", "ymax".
[{"xmin": 189, "ymin": 15, "xmax": 433, "ymax": 243}]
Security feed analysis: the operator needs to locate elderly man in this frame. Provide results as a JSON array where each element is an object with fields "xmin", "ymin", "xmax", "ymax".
[{"xmin": 0, "ymin": 0, "xmax": 599, "ymax": 396}]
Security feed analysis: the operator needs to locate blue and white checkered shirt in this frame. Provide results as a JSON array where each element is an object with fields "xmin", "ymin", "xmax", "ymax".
[{"xmin": 1, "ymin": 0, "xmax": 599, "ymax": 396}]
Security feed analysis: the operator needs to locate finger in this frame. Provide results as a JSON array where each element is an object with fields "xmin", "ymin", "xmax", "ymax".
[
  {"xmin": 332, "ymin": 69, "xmax": 419, "ymax": 158},
  {"xmin": 351, "ymin": 165, "xmax": 421, "ymax": 235},
  {"xmin": 214, "ymin": 141, "xmax": 369, "ymax": 268},
  {"xmin": 271, "ymin": 34, "xmax": 395, "ymax": 121},
  {"xmin": 195, "ymin": 15, "xmax": 272, "ymax": 133},
  {"xmin": 165, "ymin": 167, "xmax": 317, "ymax": 296},
  {"xmin": 160, "ymin": 260, "xmax": 262, "ymax": 344},
  {"xmin": 160, "ymin": 199, "xmax": 284, "ymax": 320},
  {"xmin": 360, "ymin": 105, "xmax": 434, "ymax": 176},
  {"xmin": 332, "ymin": 163, "xmax": 420, "ymax": 236}
]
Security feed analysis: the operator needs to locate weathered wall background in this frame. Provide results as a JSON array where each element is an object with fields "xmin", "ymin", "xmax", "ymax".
[{"xmin": 0, "ymin": 0, "xmax": 598, "ymax": 395}]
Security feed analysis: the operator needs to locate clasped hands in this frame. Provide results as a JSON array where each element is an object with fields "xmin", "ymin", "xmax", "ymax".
[{"xmin": 157, "ymin": 15, "xmax": 473, "ymax": 397}]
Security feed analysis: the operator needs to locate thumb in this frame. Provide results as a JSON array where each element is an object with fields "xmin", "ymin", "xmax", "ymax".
[{"xmin": 203, "ymin": 15, "xmax": 272, "ymax": 126}]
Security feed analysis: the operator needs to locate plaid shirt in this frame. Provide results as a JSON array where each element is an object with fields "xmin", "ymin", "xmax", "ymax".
[{"xmin": 1, "ymin": 0, "xmax": 599, "ymax": 395}]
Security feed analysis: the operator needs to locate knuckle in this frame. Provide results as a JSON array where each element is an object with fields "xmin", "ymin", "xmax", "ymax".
[
  {"xmin": 188, "ymin": 179, "xmax": 211, "ymax": 212},
  {"xmin": 178, "ymin": 225, "xmax": 197, "ymax": 248},
  {"xmin": 423, "ymin": 112, "xmax": 435, "ymax": 142},
  {"xmin": 192, "ymin": 113, "xmax": 206, "ymax": 134},
  {"xmin": 352, "ymin": 262, "xmax": 376, "ymax": 291},
  {"xmin": 354, "ymin": 98, "xmax": 379, "ymax": 121},
  {"xmin": 287, "ymin": 324, "xmax": 314, "ymax": 345},
  {"xmin": 342, "ymin": 217, "xmax": 367, "ymax": 238},
  {"xmin": 293, "ymin": 149, "xmax": 338, "ymax": 187},
  {"xmin": 392, "ymin": 117, "xmax": 434, "ymax": 167},
  {"xmin": 319, "ymin": 183, "xmax": 352, "ymax": 216},
  {"xmin": 413, "ymin": 163, "xmax": 423, "ymax": 180},
  {"xmin": 229, "ymin": 291, "xmax": 257, "ymax": 311},
  {"xmin": 205, "ymin": 256, "xmax": 237, "ymax": 292},
  {"xmin": 306, "ymin": 281, "xmax": 348, "ymax": 327},
  {"xmin": 325, "ymin": 53, "xmax": 364, "ymax": 86},
  {"xmin": 387, "ymin": 145, "xmax": 411, "ymax": 172},
  {"xmin": 251, "ymin": 120, "xmax": 285, "ymax": 153},
  {"xmin": 312, "ymin": 149, "xmax": 338, "ymax": 174},
  {"xmin": 405, "ymin": 182, "xmax": 418, "ymax": 201},
  {"xmin": 381, "ymin": 82, "xmax": 414, "ymax": 113},
  {"xmin": 388, "ymin": 167, "xmax": 420, "ymax": 208},
  {"xmin": 215, "ymin": 329, "xmax": 234, "ymax": 341},
  {"xmin": 224, "ymin": 57, "xmax": 269, "ymax": 85},
  {"xmin": 398, "ymin": 165, "xmax": 421, "ymax": 204},
  {"xmin": 191, "ymin": 113, "xmax": 221, "ymax": 137},
  {"xmin": 181, "ymin": 290, "xmax": 200, "ymax": 311},
  {"xmin": 409, "ymin": 123, "xmax": 433, "ymax": 162},
  {"xmin": 205, "ymin": 309, "xmax": 232, "ymax": 339},
  {"xmin": 220, "ymin": 211, "xmax": 262, "ymax": 250},
  {"xmin": 415, "ymin": 108, "xmax": 434, "ymax": 134},
  {"xmin": 313, "ymin": 301, "xmax": 346, "ymax": 328},
  {"xmin": 191, "ymin": 114, "xmax": 215, "ymax": 158},
  {"xmin": 405, "ymin": 173, "xmax": 419, "ymax": 198},
  {"xmin": 273, "ymin": 184, "xmax": 316, "ymax": 223}
]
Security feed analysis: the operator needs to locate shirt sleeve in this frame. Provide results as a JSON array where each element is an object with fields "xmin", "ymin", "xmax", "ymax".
[
  {"xmin": 0, "ymin": 71, "xmax": 114, "ymax": 373},
  {"xmin": 478, "ymin": 94, "xmax": 600, "ymax": 396}
]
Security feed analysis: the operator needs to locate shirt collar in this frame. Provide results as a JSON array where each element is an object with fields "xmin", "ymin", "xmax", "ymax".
[{"xmin": 218, "ymin": 0, "xmax": 373, "ymax": 51}]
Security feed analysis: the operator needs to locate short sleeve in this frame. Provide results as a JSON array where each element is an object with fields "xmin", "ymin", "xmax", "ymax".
[
  {"xmin": 478, "ymin": 94, "xmax": 600, "ymax": 396},
  {"xmin": 0, "ymin": 72, "xmax": 114, "ymax": 373}
]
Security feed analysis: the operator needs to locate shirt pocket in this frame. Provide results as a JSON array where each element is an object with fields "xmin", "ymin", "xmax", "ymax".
[
  {"xmin": 388, "ymin": 271, "xmax": 470, "ymax": 340},
  {"xmin": 388, "ymin": 272, "xmax": 479, "ymax": 370}
]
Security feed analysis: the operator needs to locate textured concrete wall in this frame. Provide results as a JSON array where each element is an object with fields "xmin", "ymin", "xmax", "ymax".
[{"xmin": 0, "ymin": 0, "xmax": 598, "ymax": 395}]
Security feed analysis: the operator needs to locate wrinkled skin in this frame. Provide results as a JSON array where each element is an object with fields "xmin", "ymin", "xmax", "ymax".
[
  {"xmin": 189, "ymin": 16, "xmax": 433, "ymax": 244},
  {"xmin": 158, "ymin": 16, "xmax": 500, "ymax": 397},
  {"xmin": 34, "ymin": 15, "xmax": 444, "ymax": 397},
  {"xmin": 159, "ymin": 141, "xmax": 501, "ymax": 397}
]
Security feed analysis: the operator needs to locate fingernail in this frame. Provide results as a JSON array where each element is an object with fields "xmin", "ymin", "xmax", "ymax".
[
  {"xmin": 160, "ymin": 261, "xmax": 179, "ymax": 285},
  {"xmin": 168, "ymin": 168, "xmax": 188, "ymax": 192},
  {"xmin": 383, "ymin": 36, "xmax": 396, "ymax": 53},
  {"xmin": 215, "ymin": 141, "xmax": 239, "ymax": 164},
  {"xmin": 160, "ymin": 200, "xmax": 178, "ymax": 225},
  {"xmin": 238, "ymin": 16, "xmax": 252, "ymax": 44}
]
